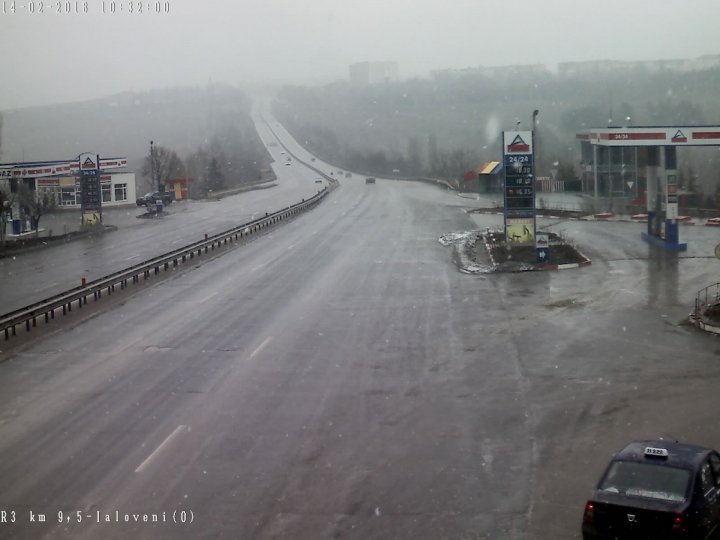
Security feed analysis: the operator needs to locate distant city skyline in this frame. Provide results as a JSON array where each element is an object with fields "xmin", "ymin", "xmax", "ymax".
[{"xmin": 1, "ymin": 0, "xmax": 719, "ymax": 110}]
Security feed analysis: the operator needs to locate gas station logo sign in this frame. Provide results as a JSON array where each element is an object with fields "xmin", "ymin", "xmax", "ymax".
[
  {"xmin": 506, "ymin": 134, "xmax": 531, "ymax": 153},
  {"xmin": 671, "ymin": 130, "xmax": 688, "ymax": 143}
]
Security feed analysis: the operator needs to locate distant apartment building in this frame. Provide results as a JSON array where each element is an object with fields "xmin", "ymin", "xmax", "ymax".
[
  {"xmin": 558, "ymin": 55, "xmax": 720, "ymax": 77},
  {"xmin": 431, "ymin": 64, "xmax": 549, "ymax": 80},
  {"xmin": 349, "ymin": 62, "xmax": 399, "ymax": 85}
]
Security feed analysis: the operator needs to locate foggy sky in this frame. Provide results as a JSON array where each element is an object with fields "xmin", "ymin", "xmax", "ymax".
[{"xmin": 2, "ymin": 0, "xmax": 719, "ymax": 110}]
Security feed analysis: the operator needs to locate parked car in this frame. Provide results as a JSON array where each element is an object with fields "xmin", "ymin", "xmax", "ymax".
[
  {"xmin": 365, "ymin": 177, "xmax": 376, "ymax": 184},
  {"xmin": 136, "ymin": 191, "xmax": 173, "ymax": 207},
  {"xmin": 582, "ymin": 440, "xmax": 720, "ymax": 539}
]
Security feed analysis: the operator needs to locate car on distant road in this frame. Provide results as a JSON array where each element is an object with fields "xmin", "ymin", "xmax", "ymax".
[
  {"xmin": 136, "ymin": 191, "xmax": 173, "ymax": 207},
  {"xmin": 582, "ymin": 440, "xmax": 720, "ymax": 539},
  {"xmin": 365, "ymin": 177, "xmax": 376, "ymax": 184}
]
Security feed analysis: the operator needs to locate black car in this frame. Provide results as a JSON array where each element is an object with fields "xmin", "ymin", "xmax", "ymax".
[
  {"xmin": 136, "ymin": 191, "xmax": 173, "ymax": 207},
  {"xmin": 582, "ymin": 440, "xmax": 720, "ymax": 539}
]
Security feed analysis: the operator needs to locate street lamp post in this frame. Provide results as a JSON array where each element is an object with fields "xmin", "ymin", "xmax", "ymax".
[
  {"xmin": 150, "ymin": 140, "xmax": 157, "ymax": 192},
  {"xmin": 532, "ymin": 109, "xmax": 539, "ymax": 176}
]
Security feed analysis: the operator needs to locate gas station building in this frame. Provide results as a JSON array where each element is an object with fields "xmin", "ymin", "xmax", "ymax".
[
  {"xmin": 0, "ymin": 156, "xmax": 135, "ymax": 234},
  {"xmin": 576, "ymin": 125, "xmax": 720, "ymax": 250}
]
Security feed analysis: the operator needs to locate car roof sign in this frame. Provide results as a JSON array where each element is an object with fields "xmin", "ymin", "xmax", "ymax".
[{"xmin": 645, "ymin": 446, "xmax": 669, "ymax": 458}]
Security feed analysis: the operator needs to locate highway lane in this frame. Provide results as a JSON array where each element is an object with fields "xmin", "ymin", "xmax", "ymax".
[
  {"xmin": 3, "ymin": 172, "xmax": 720, "ymax": 538},
  {"xmin": 0, "ymin": 114, "xmax": 331, "ymax": 314},
  {"xmin": 0, "ymin": 177, "xmax": 535, "ymax": 539},
  {"xmin": 4, "ymin": 110, "xmax": 720, "ymax": 538}
]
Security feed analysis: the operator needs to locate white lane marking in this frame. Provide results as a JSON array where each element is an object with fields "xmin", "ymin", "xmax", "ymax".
[
  {"xmin": 251, "ymin": 263, "xmax": 267, "ymax": 272},
  {"xmin": 172, "ymin": 238, "xmax": 183, "ymax": 244},
  {"xmin": 126, "ymin": 254, "xmax": 141, "ymax": 260},
  {"xmin": 118, "ymin": 335, "xmax": 144, "ymax": 353},
  {"xmin": 135, "ymin": 424, "xmax": 187, "ymax": 473},
  {"xmin": 250, "ymin": 336, "xmax": 273, "ymax": 359},
  {"xmin": 286, "ymin": 243, "xmax": 296, "ymax": 251},
  {"xmin": 199, "ymin": 292, "xmax": 218, "ymax": 304}
]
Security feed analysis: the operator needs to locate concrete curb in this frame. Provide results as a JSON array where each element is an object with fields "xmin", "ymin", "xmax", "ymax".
[
  {"xmin": 536, "ymin": 258, "xmax": 593, "ymax": 271},
  {"xmin": 689, "ymin": 313, "xmax": 720, "ymax": 336}
]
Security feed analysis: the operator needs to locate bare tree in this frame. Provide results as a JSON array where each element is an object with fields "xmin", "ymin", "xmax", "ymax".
[
  {"xmin": 140, "ymin": 145, "xmax": 184, "ymax": 193},
  {"xmin": 0, "ymin": 186, "xmax": 14, "ymax": 246},
  {"xmin": 19, "ymin": 183, "xmax": 56, "ymax": 237},
  {"xmin": 184, "ymin": 141, "xmax": 228, "ymax": 198}
]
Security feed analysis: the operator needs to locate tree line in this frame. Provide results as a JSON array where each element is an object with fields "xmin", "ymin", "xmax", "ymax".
[{"xmin": 273, "ymin": 67, "xmax": 720, "ymax": 194}]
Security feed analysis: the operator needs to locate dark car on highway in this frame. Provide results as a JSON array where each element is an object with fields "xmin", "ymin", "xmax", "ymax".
[
  {"xmin": 136, "ymin": 191, "xmax": 173, "ymax": 207},
  {"xmin": 582, "ymin": 440, "xmax": 720, "ymax": 539}
]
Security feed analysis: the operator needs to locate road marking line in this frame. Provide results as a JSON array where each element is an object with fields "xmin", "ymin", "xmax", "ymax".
[
  {"xmin": 135, "ymin": 424, "xmax": 186, "ymax": 473},
  {"xmin": 250, "ymin": 336, "xmax": 273, "ymax": 359},
  {"xmin": 126, "ymin": 255, "xmax": 141, "ymax": 260},
  {"xmin": 118, "ymin": 335, "xmax": 144, "ymax": 354},
  {"xmin": 199, "ymin": 292, "xmax": 218, "ymax": 304}
]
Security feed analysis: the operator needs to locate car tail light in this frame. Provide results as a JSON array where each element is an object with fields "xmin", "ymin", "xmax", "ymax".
[
  {"xmin": 583, "ymin": 501, "xmax": 594, "ymax": 525},
  {"xmin": 672, "ymin": 512, "xmax": 685, "ymax": 534}
]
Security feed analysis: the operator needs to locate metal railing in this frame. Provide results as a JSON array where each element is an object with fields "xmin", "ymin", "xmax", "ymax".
[
  {"xmin": 1, "ymin": 186, "xmax": 333, "ymax": 341},
  {"xmin": 694, "ymin": 282, "xmax": 720, "ymax": 319}
]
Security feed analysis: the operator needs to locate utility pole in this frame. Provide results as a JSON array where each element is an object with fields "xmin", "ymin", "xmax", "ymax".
[
  {"xmin": 532, "ymin": 109, "xmax": 539, "ymax": 175},
  {"xmin": 150, "ymin": 140, "xmax": 157, "ymax": 192}
]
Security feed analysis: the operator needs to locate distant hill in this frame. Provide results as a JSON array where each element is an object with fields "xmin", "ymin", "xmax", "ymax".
[
  {"xmin": 1, "ymin": 84, "xmax": 271, "ymax": 187},
  {"xmin": 273, "ymin": 68, "xmax": 720, "ymax": 191}
]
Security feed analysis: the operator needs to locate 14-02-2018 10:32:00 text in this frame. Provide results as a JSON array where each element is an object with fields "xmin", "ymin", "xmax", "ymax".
[{"xmin": 1, "ymin": 1, "xmax": 171, "ymax": 14}]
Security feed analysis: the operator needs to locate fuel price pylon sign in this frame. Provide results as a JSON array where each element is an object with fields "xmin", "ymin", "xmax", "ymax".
[{"xmin": 503, "ymin": 131, "xmax": 535, "ymax": 245}]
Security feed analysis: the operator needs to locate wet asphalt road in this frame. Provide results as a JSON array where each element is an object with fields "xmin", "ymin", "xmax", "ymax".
[
  {"xmin": 0, "ymin": 117, "xmax": 329, "ymax": 314},
  {"xmin": 3, "ymin": 123, "xmax": 720, "ymax": 539}
]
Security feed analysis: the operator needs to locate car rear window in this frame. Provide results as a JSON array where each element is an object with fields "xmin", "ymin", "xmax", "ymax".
[{"xmin": 599, "ymin": 461, "xmax": 691, "ymax": 502}]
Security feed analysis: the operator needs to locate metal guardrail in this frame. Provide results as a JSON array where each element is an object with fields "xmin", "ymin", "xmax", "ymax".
[
  {"xmin": 1, "ymin": 187, "xmax": 332, "ymax": 341},
  {"xmin": 694, "ymin": 282, "xmax": 720, "ymax": 318}
]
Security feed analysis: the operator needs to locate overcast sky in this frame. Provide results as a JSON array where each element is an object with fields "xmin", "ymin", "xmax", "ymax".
[{"xmin": 2, "ymin": 0, "xmax": 719, "ymax": 109}]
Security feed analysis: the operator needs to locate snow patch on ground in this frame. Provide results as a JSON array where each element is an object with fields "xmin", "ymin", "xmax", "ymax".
[
  {"xmin": 438, "ymin": 231, "xmax": 476, "ymax": 246},
  {"xmin": 439, "ymin": 230, "xmax": 493, "ymax": 274}
]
